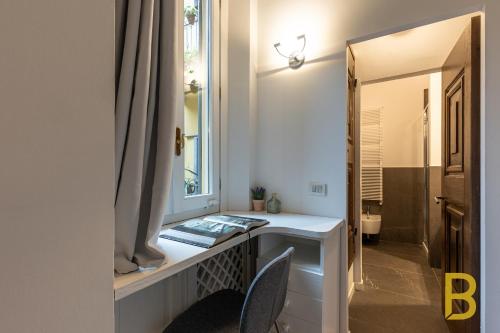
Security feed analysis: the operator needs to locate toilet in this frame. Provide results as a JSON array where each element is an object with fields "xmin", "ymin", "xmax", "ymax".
[{"xmin": 362, "ymin": 214, "xmax": 382, "ymax": 235}]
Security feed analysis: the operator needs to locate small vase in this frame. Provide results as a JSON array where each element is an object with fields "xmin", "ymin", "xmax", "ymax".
[
  {"xmin": 253, "ymin": 200, "xmax": 265, "ymax": 212},
  {"xmin": 267, "ymin": 193, "xmax": 281, "ymax": 214}
]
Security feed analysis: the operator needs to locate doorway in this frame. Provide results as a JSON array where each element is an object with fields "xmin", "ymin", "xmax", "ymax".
[{"xmin": 347, "ymin": 13, "xmax": 481, "ymax": 333}]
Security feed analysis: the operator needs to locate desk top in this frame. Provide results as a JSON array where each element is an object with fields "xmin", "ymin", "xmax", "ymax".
[{"xmin": 114, "ymin": 212, "xmax": 344, "ymax": 301}]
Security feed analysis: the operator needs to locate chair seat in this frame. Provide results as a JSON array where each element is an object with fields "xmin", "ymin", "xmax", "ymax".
[{"xmin": 163, "ymin": 289, "xmax": 245, "ymax": 333}]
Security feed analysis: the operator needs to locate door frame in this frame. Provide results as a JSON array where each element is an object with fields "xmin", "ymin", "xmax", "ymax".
[{"xmin": 346, "ymin": 9, "xmax": 486, "ymax": 326}]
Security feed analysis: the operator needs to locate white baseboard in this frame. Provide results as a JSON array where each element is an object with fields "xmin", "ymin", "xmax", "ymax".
[
  {"xmin": 348, "ymin": 283, "xmax": 355, "ymax": 303},
  {"xmin": 348, "ymin": 281, "xmax": 364, "ymax": 304},
  {"xmin": 354, "ymin": 281, "xmax": 364, "ymax": 291}
]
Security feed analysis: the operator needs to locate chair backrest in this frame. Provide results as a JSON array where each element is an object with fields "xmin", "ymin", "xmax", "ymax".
[{"xmin": 240, "ymin": 247, "xmax": 294, "ymax": 333}]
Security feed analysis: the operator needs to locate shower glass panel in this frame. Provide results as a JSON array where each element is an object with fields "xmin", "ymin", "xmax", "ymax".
[{"xmin": 423, "ymin": 89, "xmax": 430, "ymax": 250}]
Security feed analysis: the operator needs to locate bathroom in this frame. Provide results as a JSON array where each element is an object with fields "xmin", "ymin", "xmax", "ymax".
[
  {"xmin": 346, "ymin": 14, "xmax": 484, "ymax": 332},
  {"xmin": 359, "ymin": 73, "xmax": 442, "ymax": 258}
]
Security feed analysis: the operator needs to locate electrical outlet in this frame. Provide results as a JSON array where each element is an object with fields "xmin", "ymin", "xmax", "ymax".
[
  {"xmin": 309, "ymin": 182, "xmax": 327, "ymax": 196},
  {"xmin": 207, "ymin": 199, "xmax": 219, "ymax": 207}
]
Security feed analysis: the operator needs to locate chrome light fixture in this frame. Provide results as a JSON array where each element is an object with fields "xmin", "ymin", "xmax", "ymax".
[{"xmin": 274, "ymin": 34, "xmax": 306, "ymax": 70}]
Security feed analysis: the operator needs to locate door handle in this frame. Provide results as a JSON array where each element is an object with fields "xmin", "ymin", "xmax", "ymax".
[
  {"xmin": 434, "ymin": 196, "xmax": 446, "ymax": 204},
  {"xmin": 175, "ymin": 127, "xmax": 185, "ymax": 156}
]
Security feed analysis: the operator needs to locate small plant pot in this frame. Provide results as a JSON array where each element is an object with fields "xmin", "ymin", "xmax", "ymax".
[
  {"xmin": 252, "ymin": 200, "xmax": 265, "ymax": 212},
  {"xmin": 189, "ymin": 80, "xmax": 199, "ymax": 93},
  {"xmin": 186, "ymin": 14, "xmax": 196, "ymax": 25}
]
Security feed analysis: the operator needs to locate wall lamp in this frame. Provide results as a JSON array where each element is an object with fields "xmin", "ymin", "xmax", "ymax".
[{"xmin": 274, "ymin": 34, "xmax": 307, "ymax": 70}]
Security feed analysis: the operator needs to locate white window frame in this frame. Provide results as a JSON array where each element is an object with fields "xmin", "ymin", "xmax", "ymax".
[{"xmin": 165, "ymin": 0, "xmax": 221, "ymax": 224}]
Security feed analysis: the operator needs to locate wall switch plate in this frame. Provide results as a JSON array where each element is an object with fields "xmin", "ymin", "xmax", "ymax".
[{"xmin": 309, "ymin": 182, "xmax": 328, "ymax": 196}]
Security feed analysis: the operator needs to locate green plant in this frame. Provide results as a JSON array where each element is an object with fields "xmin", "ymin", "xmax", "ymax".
[
  {"xmin": 184, "ymin": 5, "xmax": 198, "ymax": 16},
  {"xmin": 189, "ymin": 79, "xmax": 199, "ymax": 93},
  {"xmin": 251, "ymin": 186, "xmax": 266, "ymax": 200},
  {"xmin": 184, "ymin": 5, "xmax": 198, "ymax": 24},
  {"xmin": 184, "ymin": 177, "xmax": 199, "ymax": 195}
]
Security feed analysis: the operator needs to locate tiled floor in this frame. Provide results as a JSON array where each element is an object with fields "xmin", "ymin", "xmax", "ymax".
[{"xmin": 349, "ymin": 241, "xmax": 449, "ymax": 333}]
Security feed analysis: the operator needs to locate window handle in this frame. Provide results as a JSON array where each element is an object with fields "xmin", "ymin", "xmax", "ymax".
[{"xmin": 175, "ymin": 127, "xmax": 185, "ymax": 156}]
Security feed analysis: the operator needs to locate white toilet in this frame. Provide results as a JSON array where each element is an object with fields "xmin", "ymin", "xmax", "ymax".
[{"xmin": 362, "ymin": 213, "xmax": 382, "ymax": 235}]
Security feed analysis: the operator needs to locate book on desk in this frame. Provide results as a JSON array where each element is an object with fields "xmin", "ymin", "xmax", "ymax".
[{"xmin": 160, "ymin": 215, "xmax": 269, "ymax": 248}]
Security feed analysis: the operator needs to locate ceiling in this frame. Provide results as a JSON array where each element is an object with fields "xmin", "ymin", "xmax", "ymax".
[{"xmin": 351, "ymin": 14, "xmax": 477, "ymax": 83}]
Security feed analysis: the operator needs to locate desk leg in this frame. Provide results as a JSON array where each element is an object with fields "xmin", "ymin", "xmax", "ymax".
[
  {"xmin": 339, "ymin": 223, "xmax": 348, "ymax": 333},
  {"xmin": 321, "ymin": 224, "xmax": 348, "ymax": 333}
]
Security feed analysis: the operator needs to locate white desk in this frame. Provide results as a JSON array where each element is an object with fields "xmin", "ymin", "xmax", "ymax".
[{"xmin": 114, "ymin": 212, "xmax": 347, "ymax": 333}]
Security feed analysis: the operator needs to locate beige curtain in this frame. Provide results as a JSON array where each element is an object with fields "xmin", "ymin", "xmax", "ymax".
[{"xmin": 114, "ymin": 0, "xmax": 178, "ymax": 274}]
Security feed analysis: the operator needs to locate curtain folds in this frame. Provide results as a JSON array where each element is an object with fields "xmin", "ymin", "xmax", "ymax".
[{"xmin": 114, "ymin": 0, "xmax": 178, "ymax": 274}]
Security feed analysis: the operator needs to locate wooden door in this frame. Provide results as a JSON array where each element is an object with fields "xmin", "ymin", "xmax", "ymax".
[
  {"xmin": 440, "ymin": 16, "xmax": 480, "ymax": 333},
  {"xmin": 347, "ymin": 46, "xmax": 356, "ymax": 268}
]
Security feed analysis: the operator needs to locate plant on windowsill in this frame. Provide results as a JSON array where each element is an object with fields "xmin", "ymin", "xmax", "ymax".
[
  {"xmin": 184, "ymin": 5, "xmax": 198, "ymax": 25},
  {"xmin": 251, "ymin": 186, "xmax": 266, "ymax": 212},
  {"xmin": 185, "ymin": 178, "xmax": 199, "ymax": 196},
  {"xmin": 189, "ymin": 79, "xmax": 199, "ymax": 93}
]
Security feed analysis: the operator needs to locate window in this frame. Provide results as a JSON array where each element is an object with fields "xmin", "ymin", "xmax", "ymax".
[
  {"xmin": 166, "ymin": 0, "xmax": 220, "ymax": 222},
  {"xmin": 183, "ymin": 0, "xmax": 210, "ymax": 197}
]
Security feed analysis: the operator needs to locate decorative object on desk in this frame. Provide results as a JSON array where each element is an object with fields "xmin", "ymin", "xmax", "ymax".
[
  {"xmin": 251, "ymin": 186, "xmax": 266, "ymax": 211},
  {"xmin": 184, "ymin": 5, "xmax": 198, "ymax": 25},
  {"xmin": 160, "ymin": 215, "xmax": 269, "ymax": 248},
  {"xmin": 267, "ymin": 193, "xmax": 281, "ymax": 214}
]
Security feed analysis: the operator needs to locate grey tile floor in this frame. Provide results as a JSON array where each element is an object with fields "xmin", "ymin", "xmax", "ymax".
[{"xmin": 349, "ymin": 241, "xmax": 449, "ymax": 333}]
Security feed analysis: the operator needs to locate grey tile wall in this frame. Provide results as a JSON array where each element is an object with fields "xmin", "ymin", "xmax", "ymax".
[
  {"xmin": 363, "ymin": 168, "xmax": 425, "ymax": 244},
  {"xmin": 428, "ymin": 166, "xmax": 442, "ymax": 268}
]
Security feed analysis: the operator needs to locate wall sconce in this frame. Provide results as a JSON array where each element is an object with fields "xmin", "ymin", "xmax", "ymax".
[{"xmin": 274, "ymin": 34, "xmax": 307, "ymax": 70}]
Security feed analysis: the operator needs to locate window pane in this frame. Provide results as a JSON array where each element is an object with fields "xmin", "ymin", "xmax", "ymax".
[{"xmin": 184, "ymin": 0, "xmax": 211, "ymax": 197}]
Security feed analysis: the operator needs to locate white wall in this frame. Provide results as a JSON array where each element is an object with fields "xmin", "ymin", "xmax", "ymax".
[
  {"xmin": 224, "ymin": 0, "xmax": 257, "ymax": 211},
  {"xmin": 115, "ymin": 269, "xmax": 197, "ymax": 333},
  {"xmin": 429, "ymin": 72, "xmax": 443, "ymax": 167},
  {"xmin": 361, "ymin": 75, "xmax": 429, "ymax": 168},
  {"xmin": 254, "ymin": 0, "xmax": 347, "ymax": 218},
  {"xmin": 230, "ymin": 0, "xmax": 500, "ymax": 331},
  {"xmin": 0, "ymin": 1, "xmax": 115, "ymax": 332},
  {"xmin": 256, "ymin": 61, "xmax": 347, "ymax": 216}
]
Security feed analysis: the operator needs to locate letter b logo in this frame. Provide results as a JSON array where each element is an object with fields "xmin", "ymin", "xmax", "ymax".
[{"xmin": 445, "ymin": 273, "xmax": 477, "ymax": 320}]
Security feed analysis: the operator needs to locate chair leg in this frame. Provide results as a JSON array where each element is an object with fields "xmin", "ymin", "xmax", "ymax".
[{"xmin": 274, "ymin": 321, "xmax": 281, "ymax": 333}]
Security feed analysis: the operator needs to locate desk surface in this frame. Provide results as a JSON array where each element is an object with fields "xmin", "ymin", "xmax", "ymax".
[{"xmin": 114, "ymin": 212, "xmax": 344, "ymax": 301}]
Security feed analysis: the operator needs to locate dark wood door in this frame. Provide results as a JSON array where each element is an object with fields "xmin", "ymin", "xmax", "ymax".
[
  {"xmin": 347, "ymin": 46, "xmax": 356, "ymax": 268},
  {"xmin": 440, "ymin": 16, "xmax": 480, "ymax": 333}
]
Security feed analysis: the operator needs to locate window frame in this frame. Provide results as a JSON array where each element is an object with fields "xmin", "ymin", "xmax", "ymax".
[{"xmin": 164, "ymin": 0, "xmax": 221, "ymax": 224}]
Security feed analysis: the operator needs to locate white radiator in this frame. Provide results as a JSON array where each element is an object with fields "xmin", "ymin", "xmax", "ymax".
[{"xmin": 361, "ymin": 108, "xmax": 383, "ymax": 202}]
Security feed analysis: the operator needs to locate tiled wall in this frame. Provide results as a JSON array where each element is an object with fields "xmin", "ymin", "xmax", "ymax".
[
  {"xmin": 427, "ymin": 166, "xmax": 442, "ymax": 267},
  {"xmin": 363, "ymin": 168, "xmax": 425, "ymax": 244},
  {"xmin": 362, "ymin": 167, "xmax": 442, "ymax": 268}
]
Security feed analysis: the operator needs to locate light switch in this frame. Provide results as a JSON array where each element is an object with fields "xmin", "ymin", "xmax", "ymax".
[{"xmin": 309, "ymin": 182, "xmax": 327, "ymax": 196}]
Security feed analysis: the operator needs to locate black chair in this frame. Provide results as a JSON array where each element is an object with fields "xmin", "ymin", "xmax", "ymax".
[{"xmin": 164, "ymin": 247, "xmax": 295, "ymax": 333}]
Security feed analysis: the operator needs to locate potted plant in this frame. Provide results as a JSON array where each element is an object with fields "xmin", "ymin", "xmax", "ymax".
[
  {"xmin": 251, "ymin": 186, "xmax": 266, "ymax": 211},
  {"xmin": 184, "ymin": 5, "xmax": 198, "ymax": 25},
  {"xmin": 189, "ymin": 79, "xmax": 199, "ymax": 93}
]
